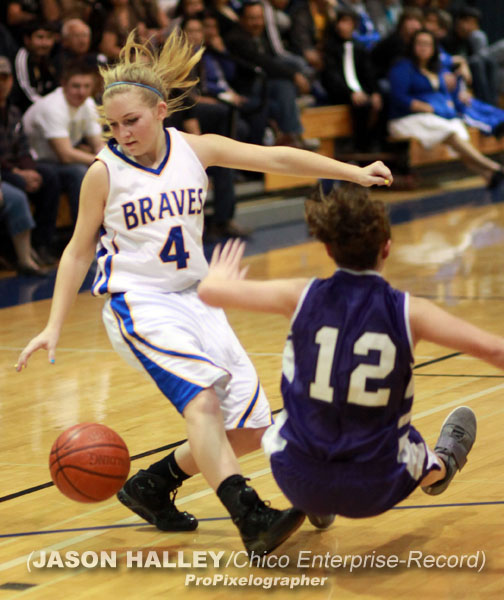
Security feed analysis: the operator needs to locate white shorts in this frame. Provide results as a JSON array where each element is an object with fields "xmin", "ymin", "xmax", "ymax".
[
  {"xmin": 102, "ymin": 287, "xmax": 272, "ymax": 430},
  {"xmin": 388, "ymin": 113, "xmax": 469, "ymax": 150}
]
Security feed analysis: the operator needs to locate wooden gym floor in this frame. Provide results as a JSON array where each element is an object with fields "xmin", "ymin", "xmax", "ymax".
[{"xmin": 1, "ymin": 180, "xmax": 504, "ymax": 599}]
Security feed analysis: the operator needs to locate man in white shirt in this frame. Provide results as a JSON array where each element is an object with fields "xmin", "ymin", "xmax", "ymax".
[{"xmin": 23, "ymin": 61, "xmax": 103, "ymax": 223}]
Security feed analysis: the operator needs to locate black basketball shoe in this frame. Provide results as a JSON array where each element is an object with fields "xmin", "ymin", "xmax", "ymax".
[
  {"xmin": 117, "ymin": 469, "xmax": 198, "ymax": 531},
  {"xmin": 422, "ymin": 406, "xmax": 477, "ymax": 496},
  {"xmin": 218, "ymin": 476, "xmax": 305, "ymax": 555}
]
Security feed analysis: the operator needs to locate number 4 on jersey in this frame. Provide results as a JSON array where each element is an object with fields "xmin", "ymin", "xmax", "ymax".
[{"xmin": 159, "ymin": 225, "xmax": 190, "ymax": 269}]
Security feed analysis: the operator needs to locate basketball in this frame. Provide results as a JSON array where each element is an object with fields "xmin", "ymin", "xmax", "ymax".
[{"xmin": 49, "ymin": 423, "xmax": 131, "ymax": 503}]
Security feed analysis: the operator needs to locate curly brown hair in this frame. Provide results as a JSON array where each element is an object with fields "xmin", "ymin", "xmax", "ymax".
[{"xmin": 305, "ymin": 183, "xmax": 391, "ymax": 270}]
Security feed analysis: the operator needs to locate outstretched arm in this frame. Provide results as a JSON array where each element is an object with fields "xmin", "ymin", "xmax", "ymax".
[
  {"xmin": 409, "ymin": 296, "xmax": 504, "ymax": 369},
  {"xmin": 16, "ymin": 161, "xmax": 107, "ymax": 370},
  {"xmin": 182, "ymin": 133, "xmax": 392, "ymax": 188},
  {"xmin": 198, "ymin": 240, "xmax": 310, "ymax": 318}
]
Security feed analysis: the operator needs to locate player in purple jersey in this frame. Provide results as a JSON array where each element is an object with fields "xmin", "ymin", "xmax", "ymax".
[{"xmin": 197, "ymin": 183, "xmax": 504, "ymax": 526}]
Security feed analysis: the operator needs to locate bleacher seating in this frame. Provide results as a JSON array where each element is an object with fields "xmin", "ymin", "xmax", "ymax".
[{"xmin": 264, "ymin": 105, "xmax": 504, "ymax": 192}]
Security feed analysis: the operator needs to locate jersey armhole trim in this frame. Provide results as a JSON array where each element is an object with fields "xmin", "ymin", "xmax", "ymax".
[
  {"xmin": 290, "ymin": 277, "xmax": 317, "ymax": 328},
  {"xmin": 170, "ymin": 128, "xmax": 209, "ymax": 185},
  {"xmin": 404, "ymin": 292, "xmax": 414, "ymax": 360}
]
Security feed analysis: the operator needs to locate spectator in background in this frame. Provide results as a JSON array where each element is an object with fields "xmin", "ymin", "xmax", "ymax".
[
  {"xmin": 442, "ymin": 6, "xmax": 498, "ymax": 106},
  {"xmin": 322, "ymin": 9, "xmax": 384, "ymax": 152},
  {"xmin": 225, "ymin": 1, "xmax": 311, "ymax": 148},
  {"xmin": 206, "ymin": 0, "xmax": 240, "ymax": 38},
  {"xmin": 5, "ymin": 0, "xmax": 60, "ymax": 44},
  {"xmin": 54, "ymin": 18, "xmax": 107, "ymax": 97},
  {"xmin": 0, "ymin": 170, "xmax": 47, "ymax": 276},
  {"xmin": 0, "ymin": 55, "xmax": 60, "ymax": 263},
  {"xmin": 371, "ymin": 7, "xmax": 423, "ymax": 82},
  {"xmin": 0, "ymin": 24, "xmax": 20, "ymax": 64},
  {"xmin": 11, "ymin": 20, "xmax": 59, "ymax": 113},
  {"xmin": 181, "ymin": 17, "xmax": 253, "ymax": 239},
  {"xmin": 387, "ymin": 29, "xmax": 504, "ymax": 188},
  {"xmin": 99, "ymin": 0, "xmax": 149, "ymax": 62},
  {"xmin": 201, "ymin": 11, "xmax": 269, "ymax": 146},
  {"xmin": 366, "ymin": 0, "xmax": 402, "ymax": 38},
  {"xmin": 170, "ymin": 0, "xmax": 206, "ymax": 33},
  {"xmin": 56, "ymin": 18, "xmax": 107, "ymax": 70},
  {"xmin": 340, "ymin": 0, "xmax": 380, "ymax": 49},
  {"xmin": 288, "ymin": 0, "xmax": 333, "ymax": 73},
  {"xmin": 23, "ymin": 61, "xmax": 104, "ymax": 224}
]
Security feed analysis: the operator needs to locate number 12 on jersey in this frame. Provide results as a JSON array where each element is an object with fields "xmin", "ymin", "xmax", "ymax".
[
  {"xmin": 310, "ymin": 326, "xmax": 397, "ymax": 407},
  {"xmin": 159, "ymin": 225, "xmax": 190, "ymax": 269}
]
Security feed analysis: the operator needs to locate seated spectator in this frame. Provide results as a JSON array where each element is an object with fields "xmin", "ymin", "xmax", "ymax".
[
  {"xmin": 56, "ymin": 18, "xmax": 107, "ymax": 71},
  {"xmin": 22, "ymin": 61, "xmax": 104, "ymax": 223},
  {"xmin": 371, "ymin": 7, "xmax": 423, "ymax": 83},
  {"xmin": 180, "ymin": 18, "xmax": 253, "ymax": 239},
  {"xmin": 0, "ymin": 24, "xmax": 19, "ymax": 64},
  {"xmin": 0, "ymin": 55, "xmax": 60, "ymax": 262},
  {"xmin": 11, "ymin": 20, "xmax": 59, "ymax": 113},
  {"xmin": 170, "ymin": 0, "xmax": 206, "ymax": 33},
  {"xmin": 366, "ymin": 0, "xmax": 402, "ymax": 38},
  {"xmin": 322, "ymin": 9, "xmax": 384, "ymax": 151},
  {"xmin": 54, "ymin": 18, "xmax": 107, "ymax": 98},
  {"xmin": 340, "ymin": 0, "xmax": 380, "ymax": 49},
  {"xmin": 0, "ymin": 170, "xmax": 47, "ymax": 276},
  {"xmin": 442, "ymin": 6, "xmax": 498, "ymax": 106},
  {"xmin": 5, "ymin": 0, "xmax": 60, "ymax": 45},
  {"xmin": 387, "ymin": 29, "xmax": 504, "ymax": 188},
  {"xmin": 200, "ymin": 11, "xmax": 269, "ymax": 145},
  {"xmin": 99, "ymin": 0, "xmax": 149, "ymax": 62},
  {"xmin": 288, "ymin": 0, "xmax": 333, "ymax": 73},
  {"xmin": 225, "ymin": 0, "xmax": 311, "ymax": 148},
  {"xmin": 206, "ymin": 0, "xmax": 240, "ymax": 38},
  {"xmin": 424, "ymin": 8, "xmax": 504, "ymax": 139}
]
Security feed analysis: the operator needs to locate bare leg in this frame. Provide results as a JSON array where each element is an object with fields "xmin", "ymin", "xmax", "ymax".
[
  {"xmin": 12, "ymin": 230, "xmax": 40, "ymax": 270},
  {"xmin": 419, "ymin": 453, "xmax": 447, "ymax": 487},
  {"xmin": 445, "ymin": 133, "xmax": 502, "ymax": 180},
  {"xmin": 182, "ymin": 387, "xmax": 243, "ymax": 490},
  {"xmin": 174, "ymin": 426, "xmax": 267, "ymax": 478}
]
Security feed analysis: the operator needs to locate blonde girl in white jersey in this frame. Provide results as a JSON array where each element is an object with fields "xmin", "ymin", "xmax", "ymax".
[{"xmin": 17, "ymin": 30, "xmax": 392, "ymax": 555}]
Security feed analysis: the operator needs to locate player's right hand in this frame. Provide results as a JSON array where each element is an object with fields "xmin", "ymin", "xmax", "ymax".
[{"xmin": 16, "ymin": 328, "xmax": 59, "ymax": 371}]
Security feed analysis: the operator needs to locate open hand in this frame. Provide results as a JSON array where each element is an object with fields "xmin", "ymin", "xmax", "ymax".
[
  {"xmin": 207, "ymin": 239, "xmax": 249, "ymax": 283},
  {"xmin": 16, "ymin": 327, "xmax": 59, "ymax": 372}
]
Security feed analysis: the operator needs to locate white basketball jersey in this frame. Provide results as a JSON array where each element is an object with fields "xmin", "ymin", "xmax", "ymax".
[{"xmin": 92, "ymin": 128, "xmax": 209, "ymax": 296}]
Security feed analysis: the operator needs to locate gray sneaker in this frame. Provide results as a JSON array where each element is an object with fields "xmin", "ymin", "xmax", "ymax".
[
  {"xmin": 422, "ymin": 406, "xmax": 476, "ymax": 496},
  {"xmin": 307, "ymin": 513, "xmax": 335, "ymax": 529}
]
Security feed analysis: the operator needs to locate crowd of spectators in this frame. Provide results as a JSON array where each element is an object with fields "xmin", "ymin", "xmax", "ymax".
[{"xmin": 1, "ymin": 0, "xmax": 504, "ymax": 276}]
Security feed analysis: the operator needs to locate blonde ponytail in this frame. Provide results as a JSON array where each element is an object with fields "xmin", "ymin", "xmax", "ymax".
[{"xmin": 98, "ymin": 29, "xmax": 203, "ymax": 135}]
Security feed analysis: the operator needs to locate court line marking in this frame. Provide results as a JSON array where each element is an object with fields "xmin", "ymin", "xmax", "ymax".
[
  {"xmin": 0, "ymin": 351, "xmax": 478, "ymax": 504},
  {"xmin": 0, "ymin": 468, "xmax": 271, "ymax": 573},
  {"xmin": 0, "ymin": 345, "xmax": 437, "ymax": 360},
  {"xmin": 2, "ymin": 382, "xmax": 504, "ymax": 549}
]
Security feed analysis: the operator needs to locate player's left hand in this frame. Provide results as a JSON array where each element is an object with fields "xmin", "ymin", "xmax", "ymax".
[
  {"xmin": 207, "ymin": 238, "xmax": 249, "ymax": 282},
  {"xmin": 359, "ymin": 161, "xmax": 393, "ymax": 188}
]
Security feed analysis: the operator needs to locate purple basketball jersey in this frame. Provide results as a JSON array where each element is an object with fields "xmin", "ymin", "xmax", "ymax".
[
  {"xmin": 280, "ymin": 269, "xmax": 414, "ymax": 461},
  {"xmin": 262, "ymin": 269, "xmax": 440, "ymax": 517}
]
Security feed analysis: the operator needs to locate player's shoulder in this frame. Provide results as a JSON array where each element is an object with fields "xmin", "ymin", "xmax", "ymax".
[{"xmin": 82, "ymin": 159, "xmax": 110, "ymax": 195}]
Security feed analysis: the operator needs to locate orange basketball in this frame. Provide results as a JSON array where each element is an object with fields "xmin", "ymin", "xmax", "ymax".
[{"xmin": 49, "ymin": 423, "xmax": 130, "ymax": 503}]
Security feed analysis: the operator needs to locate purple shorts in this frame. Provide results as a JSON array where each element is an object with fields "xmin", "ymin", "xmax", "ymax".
[{"xmin": 269, "ymin": 425, "xmax": 441, "ymax": 518}]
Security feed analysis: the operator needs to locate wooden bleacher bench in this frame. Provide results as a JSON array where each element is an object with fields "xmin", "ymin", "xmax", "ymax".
[
  {"xmin": 264, "ymin": 105, "xmax": 352, "ymax": 192},
  {"xmin": 265, "ymin": 106, "xmax": 504, "ymax": 192}
]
